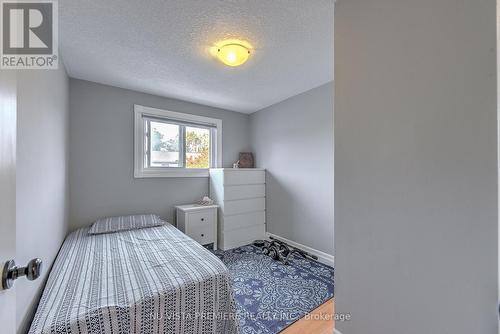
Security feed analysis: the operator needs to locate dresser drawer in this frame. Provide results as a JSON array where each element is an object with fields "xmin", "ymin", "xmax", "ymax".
[
  {"xmin": 221, "ymin": 211, "xmax": 265, "ymax": 231},
  {"xmin": 224, "ymin": 170, "xmax": 265, "ymax": 185},
  {"xmin": 223, "ymin": 197, "xmax": 265, "ymax": 216},
  {"xmin": 220, "ymin": 224, "xmax": 266, "ymax": 250},
  {"xmin": 224, "ymin": 184, "xmax": 265, "ymax": 200}
]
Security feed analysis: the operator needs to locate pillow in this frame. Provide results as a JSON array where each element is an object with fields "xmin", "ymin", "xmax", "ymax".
[{"xmin": 88, "ymin": 214, "xmax": 165, "ymax": 235}]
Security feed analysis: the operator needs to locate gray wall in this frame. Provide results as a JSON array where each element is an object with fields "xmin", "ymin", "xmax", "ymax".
[
  {"xmin": 69, "ymin": 79, "xmax": 251, "ymax": 230},
  {"xmin": 250, "ymin": 82, "xmax": 334, "ymax": 255},
  {"xmin": 16, "ymin": 65, "xmax": 70, "ymax": 333},
  {"xmin": 335, "ymin": 0, "xmax": 497, "ymax": 333}
]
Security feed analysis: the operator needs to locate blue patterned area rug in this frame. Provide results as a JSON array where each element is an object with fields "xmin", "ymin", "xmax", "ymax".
[{"xmin": 214, "ymin": 244, "xmax": 334, "ymax": 334}]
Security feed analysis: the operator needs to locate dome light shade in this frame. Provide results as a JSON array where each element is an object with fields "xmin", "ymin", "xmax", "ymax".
[{"xmin": 216, "ymin": 43, "xmax": 250, "ymax": 67}]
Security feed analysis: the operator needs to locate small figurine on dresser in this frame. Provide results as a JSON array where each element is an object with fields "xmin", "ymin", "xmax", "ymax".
[
  {"xmin": 196, "ymin": 196, "xmax": 214, "ymax": 206},
  {"xmin": 238, "ymin": 152, "xmax": 254, "ymax": 168}
]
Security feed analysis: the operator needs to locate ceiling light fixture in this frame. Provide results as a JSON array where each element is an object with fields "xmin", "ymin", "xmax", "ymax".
[{"xmin": 215, "ymin": 43, "xmax": 251, "ymax": 67}]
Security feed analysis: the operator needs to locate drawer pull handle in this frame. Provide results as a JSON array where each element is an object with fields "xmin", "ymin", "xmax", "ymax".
[
  {"xmin": 201, "ymin": 234, "xmax": 205, "ymax": 237},
  {"xmin": 201, "ymin": 218, "xmax": 205, "ymax": 221}
]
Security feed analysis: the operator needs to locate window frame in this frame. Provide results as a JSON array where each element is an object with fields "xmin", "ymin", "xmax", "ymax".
[{"xmin": 134, "ymin": 104, "xmax": 222, "ymax": 178}]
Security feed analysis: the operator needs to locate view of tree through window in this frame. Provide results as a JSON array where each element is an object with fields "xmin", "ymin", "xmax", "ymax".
[
  {"xmin": 148, "ymin": 121, "xmax": 210, "ymax": 168},
  {"xmin": 150, "ymin": 122, "xmax": 180, "ymax": 167},
  {"xmin": 186, "ymin": 127, "xmax": 210, "ymax": 168}
]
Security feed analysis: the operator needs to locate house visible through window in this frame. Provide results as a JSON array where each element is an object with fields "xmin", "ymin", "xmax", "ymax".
[
  {"xmin": 148, "ymin": 120, "xmax": 211, "ymax": 168},
  {"xmin": 134, "ymin": 105, "xmax": 222, "ymax": 178}
]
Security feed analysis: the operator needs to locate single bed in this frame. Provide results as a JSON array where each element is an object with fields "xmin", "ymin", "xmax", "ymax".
[{"xmin": 29, "ymin": 222, "xmax": 239, "ymax": 334}]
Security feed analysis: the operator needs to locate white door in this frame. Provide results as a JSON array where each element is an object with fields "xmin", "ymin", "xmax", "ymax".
[{"xmin": 0, "ymin": 72, "xmax": 17, "ymax": 333}]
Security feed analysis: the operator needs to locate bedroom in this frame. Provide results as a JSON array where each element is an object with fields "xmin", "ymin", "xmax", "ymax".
[
  {"xmin": 2, "ymin": 1, "xmax": 335, "ymax": 334},
  {"xmin": 0, "ymin": 0, "xmax": 498, "ymax": 334}
]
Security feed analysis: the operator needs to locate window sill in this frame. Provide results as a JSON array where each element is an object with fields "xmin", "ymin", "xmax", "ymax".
[{"xmin": 134, "ymin": 168, "xmax": 209, "ymax": 178}]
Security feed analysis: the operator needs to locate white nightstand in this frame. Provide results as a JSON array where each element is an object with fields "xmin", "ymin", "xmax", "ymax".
[{"xmin": 175, "ymin": 204, "xmax": 218, "ymax": 249}]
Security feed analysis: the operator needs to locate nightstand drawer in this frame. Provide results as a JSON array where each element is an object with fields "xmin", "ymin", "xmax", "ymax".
[
  {"xmin": 188, "ymin": 211, "xmax": 213, "ymax": 225},
  {"xmin": 187, "ymin": 223, "xmax": 214, "ymax": 245}
]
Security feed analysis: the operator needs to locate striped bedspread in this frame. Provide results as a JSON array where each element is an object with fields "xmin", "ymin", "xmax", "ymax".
[{"xmin": 29, "ymin": 223, "xmax": 239, "ymax": 334}]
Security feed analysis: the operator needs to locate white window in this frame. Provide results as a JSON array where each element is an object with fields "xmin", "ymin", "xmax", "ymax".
[{"xmin": 134, "ymin": 105, "xmax": 222, "ymax": 178}]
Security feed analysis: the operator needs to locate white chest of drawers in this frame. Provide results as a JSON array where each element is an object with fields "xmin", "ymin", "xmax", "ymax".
[
  {"xmin": 175, "ymin": 204, "xmax": 218, "ymax": 249},
  {"xmin": 209, "ymin": 168, "xmax": 266, "ymax": 250}
]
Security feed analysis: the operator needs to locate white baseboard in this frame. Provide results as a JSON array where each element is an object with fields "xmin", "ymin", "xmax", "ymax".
[
  {"xmin": 265, "ymin": 232, "xmax": 335, "ymax": 267},
  {"xmin": 334, "ymin": 330, "xmax": 343, "ymax": 334}
]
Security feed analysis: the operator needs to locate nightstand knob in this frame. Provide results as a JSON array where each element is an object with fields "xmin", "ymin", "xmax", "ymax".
[
  {"xmin": 201, "ymin": 218, "xmax": 205, "ymax": 222},
  {"xmin": 201, "ymin": 234, "xmax": 205, "ymax": 237}
]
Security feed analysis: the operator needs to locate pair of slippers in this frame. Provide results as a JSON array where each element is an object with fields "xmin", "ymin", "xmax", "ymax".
[{"xmin": 254, "ymin": 239, "xmax": 292, "ymax": 265}]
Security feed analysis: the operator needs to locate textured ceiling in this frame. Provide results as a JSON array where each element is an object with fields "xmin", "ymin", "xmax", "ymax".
[{"xmin": 60, "ymin": 0, "xmax": 334, "ymax": 113}]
